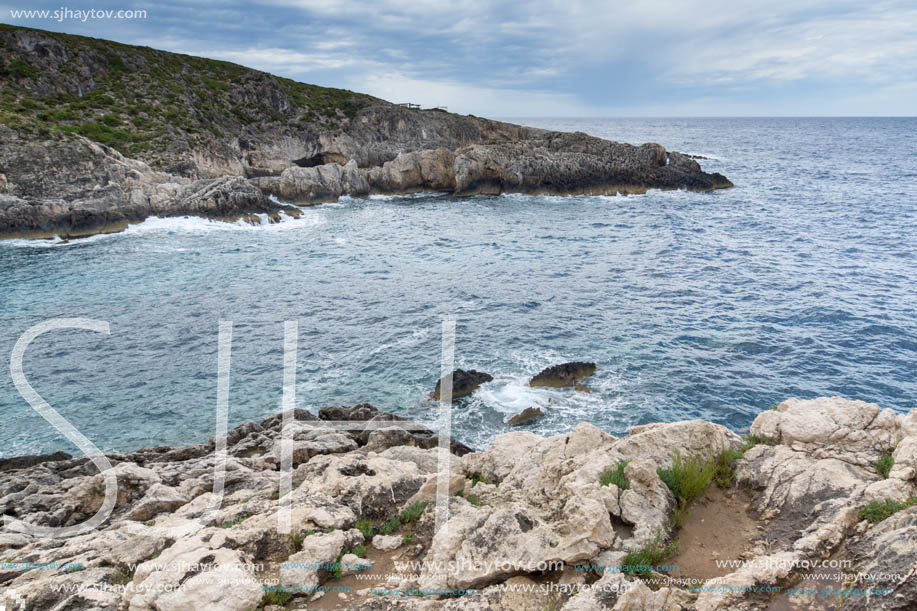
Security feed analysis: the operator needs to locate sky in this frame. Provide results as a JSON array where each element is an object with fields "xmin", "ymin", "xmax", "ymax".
[{"xmin": 2, "ymin": 0, "xmax": 916, "ymax": 116}]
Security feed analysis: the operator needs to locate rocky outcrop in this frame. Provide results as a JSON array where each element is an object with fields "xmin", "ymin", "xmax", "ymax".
[
  {"xmin": 0, "ymin": 126, "xmax": 296, "ymax": 239},
  {"xmin": 5, "ymin": 397, "xmax": 909, "ymax": 610},
  {"xmin": 433, "ymin": 369, "xmax": 494, "ymax": 401},
  {"xmin": 0, "ymin": 26, "xmax": 733, "ymax": 239},
  {"xmin": 529, "ymin": 361, "xmax": 597, "ymax": 387},
  {"xmin": 270, "ymin": 134, "xmax": 734, "ymax": 206},
  {"xmin": 506, "ymin": 407, "xmax": 544, "ymax": 426}
]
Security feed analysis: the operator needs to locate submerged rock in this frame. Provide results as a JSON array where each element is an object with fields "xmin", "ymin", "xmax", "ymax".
[
  {"xmin": 529, "ymin": 362, "xmax": 597, "ymax": 387},
  {"xmin": 433, "ymin": 369, "xmax": 494, "ymax": 401}
]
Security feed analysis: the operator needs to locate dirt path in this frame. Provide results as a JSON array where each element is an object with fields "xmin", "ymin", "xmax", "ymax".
[{"xmin": 665, "ymin": 485, "xmax": 760, "ymax": 581}]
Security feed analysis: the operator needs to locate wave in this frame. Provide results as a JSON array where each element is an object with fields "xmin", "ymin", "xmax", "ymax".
[{"xmin": 0, "ymin": 212, "xmax": 324, "ymax": 248}]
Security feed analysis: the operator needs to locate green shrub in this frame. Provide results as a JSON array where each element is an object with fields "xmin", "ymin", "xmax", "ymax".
[
  {"xmin": 621, "ymin": 533, "xmax": 678, "ymax": 578},
  {"xmin": 378, "ymin": 516, "xmax": 402, "ymax": 535},
  {"xmin": 260, "ymin": 587, "xmax": 294, "ymax": 607},
  {"xmin": 657, "ymin": 450, "xmax": 714, "ymax": 505},
  {"xmin": 218, "ymin": 517, "xmax": 246, "ymax": 529},
  {"xmin": 876, "ymin": 454, "xmax": 894, "ymax": 479},
  {"xmin": 470, "ymin": 473, "xmax": 494, "ymax": 487},
  {"xmin": 6, "ymin": 59, "xmax": 38, "ymax": 79},
  {"xmin": 600, "ymin": 460, "xmax": 630, "ymax": 490},
  {"xmin": 110, "ymin": 567, "xmax": 135, "ymax": 585},
  {"xmin": 330, "ymin": 552, "xmax": 344, "ymax": 581},
  {"xmin": 202, "ymin": 76, "xmax": 230, "ymax": 92},
  {"xmin": 657, "ymin": 450, "xmax": 716, "ymax": 529},
  {"xmin": 61, "ymin": 121, "xmax": 137, "ymax": 150},
  {"xmin": 354, "ymin": 518, "xmax": 374, "ymax": 540},
  {"xmin": 349, "ymin": 545, "xmax": 366, "ymax": 558},
  {"xmin": 290, "ymin": 530, "xmax": 305, "ymax": 551},
  {"xmin": 743, "ymin": 435, "xmax": 776, "ymax": 450},
  {"xmin": 859, "ymin": 498, "xmax": 916, "ymax": 524},
  {"xmin": 400, "ymin": 501, "xmax": 428, "ymax": 524},
  {"xmin": 401, "ymin": 533, "xmax": 413, "ymax": 544},
  {"xmin": 714, "ymin": 449, "xmax": 745, "ymax": 488},
  {"xmin": 105, "ymin": 53, "xmax": 127, "ymax": 72}
]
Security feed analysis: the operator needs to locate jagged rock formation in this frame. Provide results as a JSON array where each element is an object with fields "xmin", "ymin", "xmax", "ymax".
[
  {"xmin": 0, "ymin": 125, "xmax": 295, "ymax": 238},
  {"xmin": 530, "ymin": 361, "xmax": 598, "ymax": 387},
  {"xmin": 433, "ymin": 370, "xmax": 494, "ymax": 401},
  {"xmin": 0, "ymin": 25, "xmax": 732, "ymax": 240},
  {"xmin": 1, "ymin": 397, "xmax": 914, "ymax": 610}
]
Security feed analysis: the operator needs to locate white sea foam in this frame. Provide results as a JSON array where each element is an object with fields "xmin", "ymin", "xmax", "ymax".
[
  {"xmin": 475, "ymin": 376, "xmax": 555, "ymax": 416},
  {"xmin": 1, "ymin": 211, "xmax": 324, "ymax": 248}
]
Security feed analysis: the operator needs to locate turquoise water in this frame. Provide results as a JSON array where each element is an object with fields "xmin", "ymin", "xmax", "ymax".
[{"xmin": 1, "ymin": 117, "xmax": 915, "ymax": 457}]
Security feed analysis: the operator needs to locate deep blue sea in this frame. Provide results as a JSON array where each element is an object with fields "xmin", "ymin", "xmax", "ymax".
[{"xmin": 1, "ymin": 117, "xmax": 915, "ymax": 458}]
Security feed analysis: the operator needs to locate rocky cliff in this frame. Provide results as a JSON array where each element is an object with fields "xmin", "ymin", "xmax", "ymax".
[
  {"xmin": 1, "ymin": 397, "xmax": 914, "ymax": 610},
  {"xmin": 0, "ymin": 25, "xmax": 732, "ymax": 240}
]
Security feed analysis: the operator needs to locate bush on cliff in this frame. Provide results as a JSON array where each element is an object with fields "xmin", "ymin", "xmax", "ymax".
[
  {"xmin": 859, "ymin": 497, "xmax": 916, "ymax": 524},
  {"xmin": 600, "ymin": 460, "xmax": 630, "ymax": 490},
  {"xmin": 876, "ymin": 454, "xmax": 894, "ymax": 479},
  {"xmin": 658, "ymin": 450, "xmax": 715, "ymax": 507}
]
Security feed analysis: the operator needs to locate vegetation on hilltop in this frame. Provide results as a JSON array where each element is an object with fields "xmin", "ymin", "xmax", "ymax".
[{"xmin": 0, "ymin": 24, "xmax": 375, "ymax": 168}]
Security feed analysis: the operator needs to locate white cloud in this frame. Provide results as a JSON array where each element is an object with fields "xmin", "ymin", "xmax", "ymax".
[
  {"xmin": 354, "ymin": 71, "xmax": 592, "ymax": 116},
  {"xmin": 125, "ymin": 0, "xmax": 917, "ymax": 114}
]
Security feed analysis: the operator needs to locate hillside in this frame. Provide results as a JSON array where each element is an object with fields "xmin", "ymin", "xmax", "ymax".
[
  {"xmin": 0, "ymin": 25, "xmax": 731, "ymax": 239},
  {"xmin": 0, "ymin": 24, "xmax": 520, "ymax": 177},
  {"xmin": 0, "ymin": 25, "xmax": 371, "ymax": 170}
]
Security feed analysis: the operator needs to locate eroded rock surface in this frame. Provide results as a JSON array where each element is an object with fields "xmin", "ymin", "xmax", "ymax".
[
  {"xmin": 1, "ymin": 397, "xmax": 914, "ymax": 611},
  {"xmin": 529, "ymin": 361, "xmax": 598, "ymax": 387}
]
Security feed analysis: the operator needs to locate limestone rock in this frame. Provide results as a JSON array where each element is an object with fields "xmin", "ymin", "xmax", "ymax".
[
  {"xmin": 372, "ymin": 534, "xmax": 403, "ymax": 552},
  {"xmin": 280, "ymin": 529, "xmax": 363, "ymax": 591},
  {"xmin": 750, "ymin": 397, "xmax": 900, "ymax": 468},
  {"xmin": 433, "ymin": 369, "xmax": 494, "ymax": 401},
  {"xmin": 506, "ymin": 407, "xmax": 544, "ymax": 426},
  {"xmin": 529, "ymin": 362, "xmax": 597, "ymax": 387},
  {"xmin": 278, "ymin": 160, "xmax": 369, "ymax": 204},
  {"xmin": 128, "ymin": 538, "xmax": 262, "ymax": 611},
  {"xmin": 843, "ymin": 506, "xmax": 917, "ymax": 610},
  {"xmin": 461, "ymin": 431, "xmax": 543, "ymax": 484}
]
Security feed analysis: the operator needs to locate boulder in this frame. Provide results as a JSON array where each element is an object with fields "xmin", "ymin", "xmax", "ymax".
[
  {"xmin": 843, "ymin": 506, "xmax": 917, "ymax": 610},
  {"xmin": 372, "ymin": 534, "xmax": 403, "ymax": 552},
  {"xmin": 750, "ymin": 397, "xmax": 900, "ymax": 468},
  {"xmin": 433, "ymin": 369, "xmax": 494, "ymax": 401},
  {"xmin": 506, "ymin": 407, "xmax": 544, "ymax": 426},
  {"xmin": 529, "ymin": 362, "xmax": 597, "ymax": 387},
  {"xmin": 280, "ymin": 529, "xmax": 364, "ymax": 591},
  {"xmin": 278, "ymin": 160, "xmax": 369, "ymax": 204}
]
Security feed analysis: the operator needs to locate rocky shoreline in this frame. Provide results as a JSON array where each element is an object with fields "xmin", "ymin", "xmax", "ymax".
[
  {"xmin": 1, "ymin": 396, "xmax": 914, "ymax": 610},
  {"xmin": 0, "ymin": 26, "xmax": 732, "ymax": 240}
]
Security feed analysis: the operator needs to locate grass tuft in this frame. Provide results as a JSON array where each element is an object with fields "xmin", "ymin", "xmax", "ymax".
[
  {"xmin": 470, "ymin": 473, "xmax": 494, "ymax": 487},
  {"xmin": 876, "ymin": 454, "xmax": 894, "ymax": 479},
  {"xmin": 349, "ymin": 544, "xmax": 366, "ymax": 558},
  {"xmin": 290, "ymin": 530, "xmax": 305, "ymax": 552},
  {"xmin": 259, "ymin": 587, "xmax": 294, "ymax": 607},
  {"xmin": 400, "ymin": 501, "xmax": 428, "ymax": 524},
  {"xmin": 354, "ymin": 518, "xmax": 374, "ymax": 541},
  {"xmin": 859, "ymin": 498, "xmax": 916, "ymax": 524},
  {"xmin": 621, "ymin": 533, "xmax": 679, "ymax": 579},
  {"xmin": 714, "ymin": 449, "xmax": 745, "ymax": 489},
  {"xmin": 657, "ymin": 450, "xmax": 714, "ymax": 506},
  {"xmin": 600, "ymin": 460, "xmax": 630, "ymax": 490},
  {"xmin": 378, "ymin": 516, "xmax": 402, "ymax": 535},
  {"xmin": 110, "ymin": 567, "xmax": 135, "ymax": 585}
]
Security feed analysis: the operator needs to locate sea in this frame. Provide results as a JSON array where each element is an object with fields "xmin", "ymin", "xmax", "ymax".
[{"xmin": 1, "ymin": 117, "xmax": 915, "ymax": 458}]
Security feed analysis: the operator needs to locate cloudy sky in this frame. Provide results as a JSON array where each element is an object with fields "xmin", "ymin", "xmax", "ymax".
[{"xmin": 3, "ymin": 0, "xmax": 916, "ymax": 116}]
